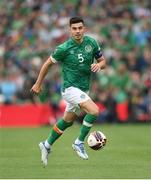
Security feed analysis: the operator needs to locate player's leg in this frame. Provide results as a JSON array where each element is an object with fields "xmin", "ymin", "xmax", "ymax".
[
  {"xmin": 73, "ymin": 99, "xmax": 99, "ymax": 160},
  {"xmin": 78, "ymin": 99, "xmax": 99, "ymax": 141},
  {"xmin": 46, "ymin": 111, "xmax": 77, "ymax": 146},
  {"xmin": 63, "ymin": 87, "xmax": 96, "ymax": 159},
  {"xmin": 39, "ymin": 104, "xmax": 77, "ymax": 166}
]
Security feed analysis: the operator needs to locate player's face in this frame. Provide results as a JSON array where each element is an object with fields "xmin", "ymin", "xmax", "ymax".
[{"xmin": 70, "ymin": 22, "xmax": 85, "ymax": 42}]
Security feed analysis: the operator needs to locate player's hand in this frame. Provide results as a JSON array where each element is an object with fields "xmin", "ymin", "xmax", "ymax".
[
  {"xmin": 91, "ymin": 63, "xmax": 101, "ymax": 73},
  {"xmin": 30, "ymin": 84, "xmax": 42, "ymax": 95}
]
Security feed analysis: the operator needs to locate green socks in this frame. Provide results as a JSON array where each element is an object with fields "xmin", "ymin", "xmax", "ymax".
[
  {"xmin": 78, "ymin": 114, "xmax": 97, "ymax": 141},
  {"xmin": 47, "ymin": 119, "xmax": 73, "ymax": 145},
  {"xmin": 46, "ymin": 114, "xmax": 97, "ymax": 146}
]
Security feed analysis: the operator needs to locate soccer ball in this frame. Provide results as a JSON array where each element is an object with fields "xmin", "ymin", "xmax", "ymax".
[{"xmin": 87, "ymin": 131, "xmax": 107, "ymax": 150}]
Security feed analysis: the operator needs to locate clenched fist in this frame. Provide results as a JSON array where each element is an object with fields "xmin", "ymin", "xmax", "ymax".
[{"xmin": 30, "ymin": 84, "xmax": 42, "ymax": 95}]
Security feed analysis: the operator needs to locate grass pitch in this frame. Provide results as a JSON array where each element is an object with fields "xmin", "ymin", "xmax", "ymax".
[{"xmin": 0, "ymin": 123, "xmax": 151, "ymax": 179}]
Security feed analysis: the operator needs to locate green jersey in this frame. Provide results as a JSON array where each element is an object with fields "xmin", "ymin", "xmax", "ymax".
[{"xmin": 51, "ymin": 35, "xmax": 102, "ymax": 92}]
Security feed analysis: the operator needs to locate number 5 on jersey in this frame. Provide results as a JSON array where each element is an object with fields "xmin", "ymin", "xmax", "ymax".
[{"xmin": 78, "ymin": 53, "xmax": 84, "ymax": 63}]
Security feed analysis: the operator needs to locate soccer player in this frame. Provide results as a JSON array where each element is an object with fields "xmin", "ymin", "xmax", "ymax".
[{"xmin": 31, "ymin": 17, "xmax": 106, "ymax": 166}]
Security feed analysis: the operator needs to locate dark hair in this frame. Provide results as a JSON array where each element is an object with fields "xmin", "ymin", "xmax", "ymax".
[{"xmin": 69, "ymin": 17, "xmax": 84, "ymax": 26}]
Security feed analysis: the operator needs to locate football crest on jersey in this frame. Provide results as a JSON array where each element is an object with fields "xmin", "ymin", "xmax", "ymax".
[
  {"xmin": 85, "ymin": 45, "xmax": 92, "ymax": 53},
  {"xmin": 80, "ymin": 94, "xmax": 86, "ymax": 99}
]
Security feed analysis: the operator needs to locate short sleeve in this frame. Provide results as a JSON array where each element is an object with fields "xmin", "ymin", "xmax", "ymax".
[
  {"xmin": 93, "ymin": 40, "xmax": 103, "ymax": 59},
  {"xmin": 51, "ymin": 46, "xmax": 65, "ymax": 63}
]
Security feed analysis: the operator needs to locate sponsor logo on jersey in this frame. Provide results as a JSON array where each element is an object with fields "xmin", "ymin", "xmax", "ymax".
[{"xmin": 85, "ymin": 45, "xmax": 92, "ymax": 53}]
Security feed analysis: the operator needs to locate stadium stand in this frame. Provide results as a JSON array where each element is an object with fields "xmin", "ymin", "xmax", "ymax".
[{"xmin": 0, "ymin": 0, "xmax": 151, "ymax": 125}]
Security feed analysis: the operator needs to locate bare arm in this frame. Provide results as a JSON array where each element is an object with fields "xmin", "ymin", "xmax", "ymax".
[
  {"xmin": 30, "ymin": 57, "xmax": 54, "ymax": 94},
  {"xmin": 91, "ymin": 55, "xmax": 106, "ymax": 72}
]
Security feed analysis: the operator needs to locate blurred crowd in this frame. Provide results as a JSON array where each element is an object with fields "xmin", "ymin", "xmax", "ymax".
[{"xmin": 0, "ymin": 0, "xmax": 151, "ymax": 122}]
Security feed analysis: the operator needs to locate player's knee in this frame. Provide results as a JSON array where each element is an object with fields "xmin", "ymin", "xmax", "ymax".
[{"xmin": 90, "ymin": 106, "xmax": 100, "ymax": 116}]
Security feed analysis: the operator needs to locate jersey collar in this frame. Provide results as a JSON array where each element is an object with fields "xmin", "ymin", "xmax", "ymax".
[{"xmin": 71, "ymin": 36, "xmax": 85, "ymax": 45}]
